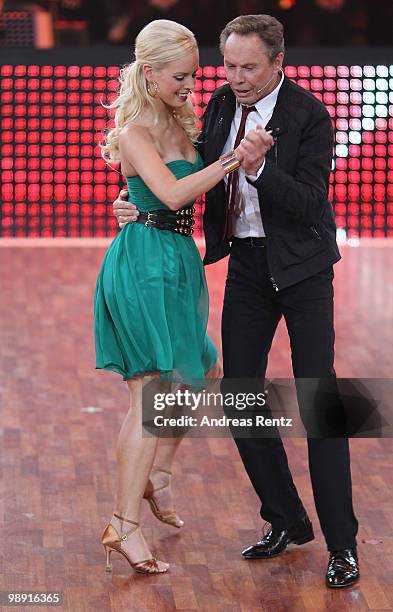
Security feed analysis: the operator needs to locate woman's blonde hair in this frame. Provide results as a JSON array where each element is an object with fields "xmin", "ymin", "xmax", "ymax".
[{"xmin": 100, "ymin": 19, "xmax": 199, "ymax": 164}]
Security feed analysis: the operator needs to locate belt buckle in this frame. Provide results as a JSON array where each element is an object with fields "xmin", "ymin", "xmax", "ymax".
[
  {"xmin": 250, "ymin": 237, "xmax": 265, "ymax": 248},
  {"xmin": 145, "ymin": 212, "xmax": 155, "ymax": 228}
]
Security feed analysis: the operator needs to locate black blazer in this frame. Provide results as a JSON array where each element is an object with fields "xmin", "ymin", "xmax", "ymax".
[{"xmin": 198, "ymin": 76, "xmax": 341, "ymax": 291}]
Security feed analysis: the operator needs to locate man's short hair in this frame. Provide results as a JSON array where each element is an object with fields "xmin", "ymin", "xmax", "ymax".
[{"xmin": 220, "ymin": 14, "xmax": 285, "ymax": 62}]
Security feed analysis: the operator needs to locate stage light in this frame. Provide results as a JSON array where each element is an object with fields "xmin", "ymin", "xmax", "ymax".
[
  {"xmin": 1, "ymin": 62, "xmax": 392, "ymax": 237},
  {"xmin": 348, "ymin": 132, "xmax": 361, "ymax": 144},
  {"xmin": 336, "ymin": 133, "xmax": 348, "ymax": 146},
  {"xmin": 376, "ymin": 78, "xmax": 388, "ymax": 91},
  {"xmin": 362, "ymin": 118, "xmax": 375, "ymax": 130},
  {"xmin": 376, "ymin": 105, "xmax": 388, "ymax": 117},
  {"xmin": 363, "ymin": 92, "xmax": 375, "ymax": 104},
  {"xmin": 376, "ymin": 92, "xmax": 388, "ymax": 104},
  {"xmin": 363, "ymin": 79, "xmax": 375, "ymax": 91},
  {"xmin": 336, "ymin": 144, "xmax": 348, "ymax": 157}
]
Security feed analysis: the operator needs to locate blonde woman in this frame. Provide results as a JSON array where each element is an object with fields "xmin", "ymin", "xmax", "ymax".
[{"xmin": 95, "ymin": 19, "xmax": 268, "ymax": 575}]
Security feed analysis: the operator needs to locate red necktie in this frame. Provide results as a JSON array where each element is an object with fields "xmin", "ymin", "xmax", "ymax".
[{"xmin": 224, "ymin": 105, "xmax": 257, "ymax": 240}]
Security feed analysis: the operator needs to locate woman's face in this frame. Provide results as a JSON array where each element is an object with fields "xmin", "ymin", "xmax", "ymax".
[{"xmin": 146, "ymin": 48, "xmax": 199, "ymax": 110}]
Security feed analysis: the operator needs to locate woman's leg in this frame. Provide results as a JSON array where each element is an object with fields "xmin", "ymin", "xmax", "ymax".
[
  {"xmin": 152, "ymin": 438, "xmax": 182, "ymax": 474},
  {"xmin": 148, "ymin": 359, "xmax": 222, "ymax": 509},
  {"xmin": 148, "ymin": 438, "xmax": 182, "ymax": 512},
  {"xmin": 109, "ymin": 373, "xmax": 168, "ymax": 568}
]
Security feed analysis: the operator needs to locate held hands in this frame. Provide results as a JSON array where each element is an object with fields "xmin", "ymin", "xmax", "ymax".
[
  {"xmin": 113, "ymin": 189, "xmax": 139, "ymax": 228},
  {"xmin": 235, "ymin": 125, "xmax": 274, "ymax": 176}
]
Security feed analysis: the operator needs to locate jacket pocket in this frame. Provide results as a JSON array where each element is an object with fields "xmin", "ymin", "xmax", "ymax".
[{"xmin": 273, "ymin": 225, "xmax": 326, "ymax": 269}]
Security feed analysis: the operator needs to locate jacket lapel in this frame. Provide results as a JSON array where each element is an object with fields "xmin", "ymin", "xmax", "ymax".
[
  {"xmin": 205, "ymin": 87, "xmax": 236, "ymax": 162},
  {"xmin": 264, "ymin": 77, "xmax": 289, "ymax": 163}
]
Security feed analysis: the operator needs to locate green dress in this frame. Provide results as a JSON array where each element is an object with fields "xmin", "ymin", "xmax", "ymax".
[{"xmin": 94, "ymin": 152, "xmax": 218, "ymax": 383}]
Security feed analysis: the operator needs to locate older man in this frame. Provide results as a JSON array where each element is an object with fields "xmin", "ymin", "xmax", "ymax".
[{"xmin": 113, "ymin": 15, "xmax": 359, "ymax": 588}]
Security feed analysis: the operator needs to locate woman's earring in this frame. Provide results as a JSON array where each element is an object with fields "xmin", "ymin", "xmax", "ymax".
[{"xmin": 147, "ymin": 81, "xmax": 158, "ymax": 97}]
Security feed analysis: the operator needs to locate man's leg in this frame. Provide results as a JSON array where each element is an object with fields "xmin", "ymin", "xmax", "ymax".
[
  {"xmin": 222, "ymin": 243, "xmax": 307, "ymax": 529},
  {"xmin": 281, "ymin": 266, "xmax": 358, "ymax": 551}
]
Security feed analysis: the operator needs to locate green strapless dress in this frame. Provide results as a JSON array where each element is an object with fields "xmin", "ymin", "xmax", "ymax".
[{"xmin": 94, "ymin": 152, "xmax": 218, "ymax": 383}]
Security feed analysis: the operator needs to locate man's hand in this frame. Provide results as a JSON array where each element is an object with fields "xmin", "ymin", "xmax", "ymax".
[
  {"xmin": 235, "ymin": 125, "xmax": 274, "ymax": 176},
  {"xmin": 113, "ymin": 189, "xmax": 139, "ymax": 228}
]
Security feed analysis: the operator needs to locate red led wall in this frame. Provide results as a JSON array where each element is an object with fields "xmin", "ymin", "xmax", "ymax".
[{"xmin": 1, "ymin": 62, "xmax": 392, "ymax": 237}]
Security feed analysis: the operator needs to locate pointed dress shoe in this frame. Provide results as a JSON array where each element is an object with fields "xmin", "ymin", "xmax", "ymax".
[
  {"xmin": 326, "ymin": 548, "xmax": 359, "ymax": 588},
  {"xmin": 242, "ymin": 515, "xmax": 314, "ymax": 559}
]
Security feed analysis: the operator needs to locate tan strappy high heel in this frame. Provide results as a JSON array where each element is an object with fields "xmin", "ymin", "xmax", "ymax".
[
  {"xmin": 143, "ymin": 468, "xmax": 184, "ymax": 529},
  {"xmin": 101, "ymin": 513, "xmax": 169, "ymax": 574}
]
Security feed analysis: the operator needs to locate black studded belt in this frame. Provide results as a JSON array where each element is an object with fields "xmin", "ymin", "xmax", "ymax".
[{"xmin": 135, "ymin": 207, "xmax": 195, "ymax": 236}]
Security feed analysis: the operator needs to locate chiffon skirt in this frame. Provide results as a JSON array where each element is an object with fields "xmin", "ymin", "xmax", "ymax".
[{"xmin": 94, "ymin": 222, "xmax": 218, "ymax": 383}]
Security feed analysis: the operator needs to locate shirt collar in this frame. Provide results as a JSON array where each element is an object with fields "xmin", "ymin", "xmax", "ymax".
[{"xmin": 236, "ymin": 70, "xmax": 284, "ymax": 120}]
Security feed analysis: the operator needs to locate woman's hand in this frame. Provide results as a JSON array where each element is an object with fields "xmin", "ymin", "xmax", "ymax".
[
  {"xmin": 205, "ymin": 359, "xmax": 223, "ymax": 380},
  {"xmin": 205, "ymin": 359, "xmax": 223, "ymax": 396}
]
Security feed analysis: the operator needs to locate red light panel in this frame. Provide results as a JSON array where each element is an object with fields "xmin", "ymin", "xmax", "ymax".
[{"xmin": 1, "ymin": 63, "xmax": 391, "ymax": 237}]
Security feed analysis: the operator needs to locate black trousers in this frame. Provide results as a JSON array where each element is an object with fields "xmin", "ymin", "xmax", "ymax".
[{"xmin": 221, "ymin": 241, "xmax": 358, "ymax": 551}]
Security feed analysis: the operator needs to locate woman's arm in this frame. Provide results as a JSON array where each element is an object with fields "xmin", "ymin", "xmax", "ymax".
[{"xmin": 119, "ymin": 124, "xmax": 228, "ymax": 211}]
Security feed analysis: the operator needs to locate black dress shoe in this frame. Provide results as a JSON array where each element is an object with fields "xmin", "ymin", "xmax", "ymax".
[
  {"xmin": 241, "ymin": 516, "xmax": 314, "ymax": 559},
  {"xmin": 326, "ymin": 548, "xmax": 359, "ymax": 588}
]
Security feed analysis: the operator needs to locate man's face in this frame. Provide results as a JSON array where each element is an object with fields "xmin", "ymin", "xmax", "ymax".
[{"xmin": 223, "ymin": 33, "xmax": 283, "ymax": 106}]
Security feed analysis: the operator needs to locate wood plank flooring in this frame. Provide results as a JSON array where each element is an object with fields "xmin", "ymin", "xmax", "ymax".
[{"xmin": 0, "ymin": 239, "xmax": 392, "ymax": 611}]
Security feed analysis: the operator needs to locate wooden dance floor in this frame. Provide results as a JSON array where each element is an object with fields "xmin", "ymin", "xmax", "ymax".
[{"xmin": 0, "ymin": 238, "xmax": 392, "ymax": 611}]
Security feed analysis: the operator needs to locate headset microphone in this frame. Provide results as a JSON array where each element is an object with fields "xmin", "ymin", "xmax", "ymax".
[{"xmin": 255, "ymin": 73, "xmax": 277, "ymax": 95}]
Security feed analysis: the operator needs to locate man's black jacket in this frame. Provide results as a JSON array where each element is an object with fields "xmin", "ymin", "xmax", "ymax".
[{"xmin": 198, "ymin": 76, "xmax": 341, "ymax": 290}]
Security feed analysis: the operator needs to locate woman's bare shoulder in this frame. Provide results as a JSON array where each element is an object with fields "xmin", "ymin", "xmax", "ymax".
[
  {"xmin": 120, "ymin": 122, "xmax": 149, "ymax": 140},
  {"xmin": 119, "ymin": 114, "xmax": 162, "ymax": 175},
  {"xmin": 120, "ymin": 111, "xmax": 156, "ymax": 139}
]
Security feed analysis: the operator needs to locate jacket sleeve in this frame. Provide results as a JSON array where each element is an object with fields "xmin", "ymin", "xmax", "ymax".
[
  {"xmin": 196, "ymin": 93, "xmax": 221, "ymax": 163},
  {"xmin": 196, "ymin": 101, "xmax": 211, "ymax": 162},
  {"xmin": 250, "ymin": 106, "xmax": 334, "ymax": 227},
  {"xmin": 196, "ymin": 128, "xmax": 205, "ymax": 161}
]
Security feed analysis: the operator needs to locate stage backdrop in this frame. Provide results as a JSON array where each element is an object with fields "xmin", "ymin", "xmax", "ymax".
[{"xmin": 1, "ymin": 47, "xmax": 392, "ymax": 238}]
